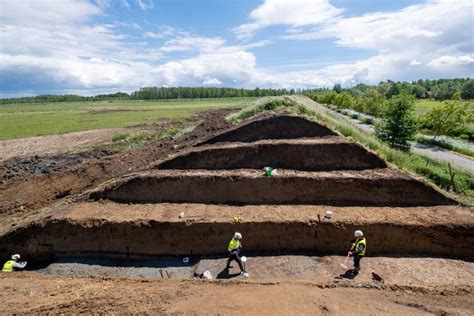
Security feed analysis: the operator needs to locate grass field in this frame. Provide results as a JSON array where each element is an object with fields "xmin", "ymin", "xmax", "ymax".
[
  {"xmin": 0, "ymin": 98, "xmax": 254, "ymax": 140},
  {"xmin": 415, "ymin": 99, "xmax": 474, "ymax": 116},
  {"xmin": 415, "ymin": 99, "xmax": 474, "ymax": 137}
]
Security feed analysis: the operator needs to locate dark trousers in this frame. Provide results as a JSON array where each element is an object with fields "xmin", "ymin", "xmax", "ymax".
[
  {"xmin": 353, "ymin": 255, "xmax": 363, "ymax": 273},
  {"xmin": 226, "ymin": 252, "xmax": 244, "ymax": 272}
]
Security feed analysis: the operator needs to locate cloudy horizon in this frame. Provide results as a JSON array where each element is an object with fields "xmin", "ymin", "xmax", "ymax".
[{"xmin": 0, "ymin": 0, "xmax": 473, "ymax": 97}]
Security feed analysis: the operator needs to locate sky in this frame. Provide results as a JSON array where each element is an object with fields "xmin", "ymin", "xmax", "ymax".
[{"xmin": 0, "ymin": 0, "xmax": 473, "ymax": 97}]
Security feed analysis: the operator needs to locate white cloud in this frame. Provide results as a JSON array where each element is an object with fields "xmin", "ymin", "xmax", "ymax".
[
  {"xmin": 136, "ymin": 0, "xmax": 153, "ymax": 11},
  {"xmin": 201, "ymin": 77, "xmax": 222, "ymax": 86},
  {"xmin": 234, "ymin": 0, "xmax": 343, "ymax": 39},
  {"xmin": 161, "ymin": 36, "xmax": 225, "ymax": 52},
  {"xmin": 278, "ymin": 0, "xmax": 473, "ymax": 85},
  {"xmin": 427, "ymin": 55, "xmax": 474, "ymax": 68},
  {"xmin": 0, "ymin": 0, "xmax": 157, "ymax": 94}
]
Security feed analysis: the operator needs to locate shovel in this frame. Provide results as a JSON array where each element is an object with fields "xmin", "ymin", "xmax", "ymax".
[{"xmin": 340, "ymin": 244, "xmax": 355, "ymax": 270}]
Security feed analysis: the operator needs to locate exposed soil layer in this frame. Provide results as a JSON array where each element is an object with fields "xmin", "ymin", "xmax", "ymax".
[
  {"xmin": 2, "ymin": 202, "xmax": 472, "ymax": 258},
  {"xmin": 158, "ymin": 137, "xmax": 387, "ymax": 171},
  {"xmin": 2, "ymin": 272, "xmax": 472, "ymax": 315},
  {"xmin": 91, "ymin": 169, "xmax": 455, "ymax": 206},
  {"xmin": 198, "ymin": 115, "xmax": 337, "ymax": 145},
  {"xmin": 0, "ymin": 109, "xmax": 236, "ymax": 216}
]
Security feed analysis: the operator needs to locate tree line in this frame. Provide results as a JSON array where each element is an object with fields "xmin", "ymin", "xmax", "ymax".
[{"xmin": 0, "ymin": 87, "xmax": 297, "ymax": 104}]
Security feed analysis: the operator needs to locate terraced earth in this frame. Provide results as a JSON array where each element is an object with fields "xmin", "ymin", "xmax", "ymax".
[{"xmin": 1, "ymin": 110, "xmax": 473, "ymax": 314}]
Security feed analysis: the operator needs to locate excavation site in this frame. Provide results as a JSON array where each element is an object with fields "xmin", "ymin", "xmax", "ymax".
[{"xmin": 1, "ymin": 111, "xmax": 473, "ymax": 293}]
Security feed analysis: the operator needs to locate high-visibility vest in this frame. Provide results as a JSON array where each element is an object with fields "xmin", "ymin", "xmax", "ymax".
[
  {"xmin": 228, "ymin": 238, "xmax": 240, "ymax": 252},
  {"xmin": 2, "ymin": 260, "xmax": 14, "ymax": 272},
  {"xmin": 355, "ymin": 238, "xmax": 367, "ymax": 256}
]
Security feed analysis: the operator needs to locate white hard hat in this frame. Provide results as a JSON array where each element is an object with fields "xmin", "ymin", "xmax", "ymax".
[
  {"xmin": 11, "ymin": 254, "xmax": 21, "ymax": 260},
  {"xmin": 234, "ymin": 232, "xmax": 242, "ymax": 240},
  {"xmin": 354, "ymin": 230, "xmax": 364, "ymax": 237}
]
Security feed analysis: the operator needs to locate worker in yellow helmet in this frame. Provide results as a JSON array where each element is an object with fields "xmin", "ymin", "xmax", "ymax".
[
  {"xmin": 348, "ymin": 230, "xmax": 366, "ymax": 275},
  {"xmin": 2, "ymin": 254, "xmax": 27, "ymax": 272},
  {"xmin": 225, "ymin": 232, "xmax": 246, "ymax": 275}
]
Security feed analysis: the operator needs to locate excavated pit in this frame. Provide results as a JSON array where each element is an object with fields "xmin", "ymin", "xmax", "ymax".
[
  {"xmin": 1, "ymin": 203, "xmax": 472, "ymax": 259},
  {"xmin": 2, "ymin": 113, "xmax": 470, "ymax": 268},
  {"xmin": 90, "ymin": 169, "xmax": 455, "ymax": 206},
  {"xmin": 198, "ymin": 115, "xmax": 337, "ymax": 145},
  {"xmin": 158, "ymin": 137, "xmax": 387, "ymax": 171}
]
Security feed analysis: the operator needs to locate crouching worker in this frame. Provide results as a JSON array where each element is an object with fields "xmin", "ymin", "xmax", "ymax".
[
  {"xmin": 2, "ymin": 254, "xmax": 27, "ymax": 272},
  {"xmin": 226, "ymin": 232, "xmax": 246, "ymax": 275},
  {"xmin": 348, "ymin": 230, "xmax": 366, "ymax": 275}
]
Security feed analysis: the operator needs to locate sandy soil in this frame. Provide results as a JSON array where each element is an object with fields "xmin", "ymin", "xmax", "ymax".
[
  {"xmin": 54, "ymin": 202, "xmax": 472, "ymax": 226},
  {"xmin": 0, "ymin": 128, "xmax": 125, "ymax": 162},
  {"xmin": 0, "ymin": 272, "xmax": 472, "ymax": 315}
]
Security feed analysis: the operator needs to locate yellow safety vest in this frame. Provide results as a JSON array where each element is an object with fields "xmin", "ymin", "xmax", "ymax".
[
  {"xmin": 355, "ymin": 238, "xmax": 366, "ymax": 256},
  {"xmin": 2, "ymin": 260, "xmax": 14, "ymax": 272},
  {"xmin": 228, "ymin": 238, "xmax": 240, "ymax": 252}
]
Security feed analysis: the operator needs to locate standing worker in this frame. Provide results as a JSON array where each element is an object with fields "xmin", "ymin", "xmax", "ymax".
[
  {"xmin": 348, "ymin": 230, "xmax": 366, "ymax": 275},
  {"xmin": 2, "ymin": 254, "xmax": 27, "ymax": 272},
  {"xmin": 226, "ymin": 232, "xmax": 246, "ymax": 275}
]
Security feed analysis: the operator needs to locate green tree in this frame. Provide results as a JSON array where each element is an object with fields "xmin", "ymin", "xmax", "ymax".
[
  {"xmin": 461, "ymin": 79, "xmax": 474, "ymax": 99},
  {"xmin": 332, "ymin": 83, "xmax": 342, "ymax": 93},
  {"xmin": 420, "ymin": 101, "xmax": 469, "ymax": 139},
  {"xmin": 375, "ymin": 93, "xmax": 417, "ymax": 151}
]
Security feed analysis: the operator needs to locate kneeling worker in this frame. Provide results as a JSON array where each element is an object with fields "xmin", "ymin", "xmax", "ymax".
[
  {"xmin": 226, "ymin": 232, "xmax": 246, "ymax": 275},
  {"xmin": 348, "ymin": 230, "xmax": 366, "ymax": 274},
  {"xmin": 2, "ymin": 254, "xmax": 27, "ymax": 272}
]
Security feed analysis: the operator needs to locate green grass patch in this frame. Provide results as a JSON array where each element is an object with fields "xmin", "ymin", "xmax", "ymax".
[{"xmin": 0, "ymin": 98, "xmax": 255, "ymax": 140}]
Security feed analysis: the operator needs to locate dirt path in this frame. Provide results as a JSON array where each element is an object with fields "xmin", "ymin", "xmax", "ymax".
[
  {"xmin": 0, "ymin": 128, "xmax": 126, "ymax": 162},
  {"xmin": 0, "ymin": 272, "xmax": 472, "ymax": 315}
]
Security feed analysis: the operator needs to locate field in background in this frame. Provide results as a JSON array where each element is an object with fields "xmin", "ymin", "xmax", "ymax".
[{"xmin": 0, "ymin": 98, "xmax": 254, "ymax": 140}]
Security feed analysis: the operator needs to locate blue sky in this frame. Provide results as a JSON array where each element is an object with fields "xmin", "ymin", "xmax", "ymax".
[{"xmin": 0, "ymin": 0, "xmax": 472, "ymax": 96}]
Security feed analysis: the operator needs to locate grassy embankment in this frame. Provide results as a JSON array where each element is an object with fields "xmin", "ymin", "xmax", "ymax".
[
  {"xmin": 0, "ymin": 98, "xmax": 254, "ymax": 140},
  {"xmin": 230, "ymin": 96, "xmax": 474, "ymax": 205}
]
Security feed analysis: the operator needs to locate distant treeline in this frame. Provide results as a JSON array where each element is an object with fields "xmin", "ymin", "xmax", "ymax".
[
  {"xmin": 1, "ymin": 78, "xmax": 472, "ymax": 104},
  {"xmin": 306, "ymin": 78, "xmax": 474, "ymax": 101},
  {"xmin": 0, "ymin": 87, "xmax": 297, "ymax": 104}
]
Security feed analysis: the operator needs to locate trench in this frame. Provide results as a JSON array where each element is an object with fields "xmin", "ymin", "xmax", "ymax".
[
  {"xmin": 1, "ymin": 218, "xmax": 472, "ymax": 260},
  {"xmin": 158, "ymin": 138, "xmax": 387, "ymax": 171},
  {"xmin": 90, "ymin": 170, "xmax": 455, "ymax": 206}
]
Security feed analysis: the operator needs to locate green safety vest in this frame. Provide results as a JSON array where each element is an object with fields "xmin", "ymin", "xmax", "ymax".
[
  {"xmin": 228, "ymin": 238, "xmax": 240, "ymax": 252},
  {"xmin": 2, "ymin": 260, "xmax": 14, "ymax": 272},
  {"xmin": 355, "ymin": 238, "xmax": 367, "ymax": 256}
]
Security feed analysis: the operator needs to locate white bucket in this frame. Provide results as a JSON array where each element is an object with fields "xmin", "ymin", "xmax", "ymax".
[{"xmin": 324, "ymin": 210, "xmax": 333, "ymax": 219}]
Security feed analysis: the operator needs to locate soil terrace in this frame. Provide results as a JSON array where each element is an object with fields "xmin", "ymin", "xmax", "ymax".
[
  {"xmin": 1, "ymin": 202, "xmax": 472, "ymax": 258},
  {"xmin": 90, "ymin": 168, "xmax": 455, "ymax": 206},
  {"xmin": 198, "ymin": 115, "xmax": 337, "ymax": 145},
  {"xmin": 158, "ymin": 137, "xmax": 387, "ymax": 171}
]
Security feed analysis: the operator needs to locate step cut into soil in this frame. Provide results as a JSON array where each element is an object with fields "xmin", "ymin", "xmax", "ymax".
[
  {"xmin": 198, "ymin": 115, "xmax": 337, "ymax": 145},
  {"xmin": 158, "ymin": 137, "xmax": 387, "ymax": 171},
  {"xmin": 90, "ymin": 169, "xmax": 454, "ymax": 206}
]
